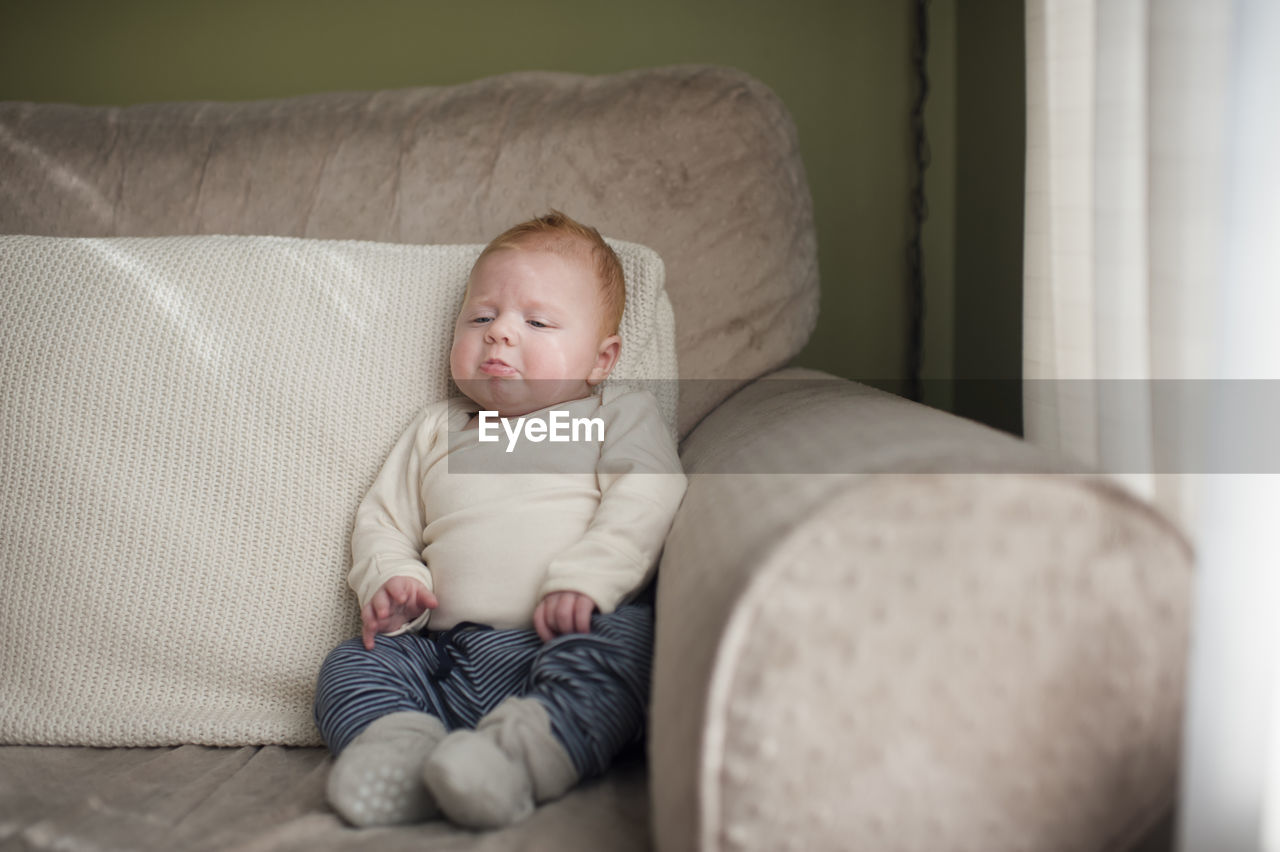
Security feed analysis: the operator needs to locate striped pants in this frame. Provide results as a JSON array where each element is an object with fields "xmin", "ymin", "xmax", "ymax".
[{"xmin": 313, "ymin": 602, "xmax": 653, "ymax": 779}]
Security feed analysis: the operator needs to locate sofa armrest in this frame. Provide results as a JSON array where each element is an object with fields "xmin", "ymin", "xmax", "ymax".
[{"xmin": 649, "ymin": 368, "xmax": 1191, "ymax": 852}]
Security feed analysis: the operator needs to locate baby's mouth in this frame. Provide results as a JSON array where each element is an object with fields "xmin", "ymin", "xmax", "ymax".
[{"xmin": 480, "ymin": 359, "xmax": 518, "ymax": 377}]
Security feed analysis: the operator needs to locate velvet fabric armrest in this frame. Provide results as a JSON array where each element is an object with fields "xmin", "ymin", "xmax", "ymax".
[{"xmin": 648, "ymin": 368, "xmax": 1191, "ymax": 852}]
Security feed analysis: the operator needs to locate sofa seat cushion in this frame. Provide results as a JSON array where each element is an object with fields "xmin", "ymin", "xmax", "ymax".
[{"xmin": 0, "ymin": 743, "xmax": 649, "ymax": 851}]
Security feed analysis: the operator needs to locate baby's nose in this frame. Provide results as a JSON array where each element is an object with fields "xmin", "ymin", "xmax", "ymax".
[{"xmin": 486, "ymin": 317, "xmax": 518, "ymax": 343}]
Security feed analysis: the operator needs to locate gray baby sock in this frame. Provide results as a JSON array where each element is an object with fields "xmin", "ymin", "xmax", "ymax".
[
  {"xmin": 421, "ymin": 697, "xmax": 579, "ymax": 829},
  {"xmin": 327, "ymin": 710, "xmax": 448, "ymax": 826}
]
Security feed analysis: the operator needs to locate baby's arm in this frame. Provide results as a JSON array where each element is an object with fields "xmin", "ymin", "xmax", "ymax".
[
  {"xmin": 536, "ymin": 390, "xmax": 687, "ymax": 632},
  {"xmin": 349, "ymin": 404, "xmax": 443, "ymax": 644}
]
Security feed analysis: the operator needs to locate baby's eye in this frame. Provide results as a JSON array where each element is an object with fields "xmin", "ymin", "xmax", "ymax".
[
  {"xmin": 472, "ymin": 316, "xmax": 493, "ymax": 325},
  {"xmin": 528, "ymin": 320, "xmax": 549, "ymax": 329}
]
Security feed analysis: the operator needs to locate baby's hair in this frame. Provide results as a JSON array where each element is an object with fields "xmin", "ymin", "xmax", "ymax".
[{"xmin": 472, "ymin": 210, "xmax": 625, "ymax": 336}]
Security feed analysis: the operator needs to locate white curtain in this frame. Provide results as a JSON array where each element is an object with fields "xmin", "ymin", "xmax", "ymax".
[
  {"xmin": 1024, "ymin": 2, "xmax": 1280, "ymax": 849},
  {"xmin": 1023, "ymin": 0, "xmax": 1236, "ymax": 534}
]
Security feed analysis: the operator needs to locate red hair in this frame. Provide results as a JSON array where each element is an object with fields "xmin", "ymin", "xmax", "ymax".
[{"xmin": 471, "ymin": 210, "xmax": 625, "ymax": 336}]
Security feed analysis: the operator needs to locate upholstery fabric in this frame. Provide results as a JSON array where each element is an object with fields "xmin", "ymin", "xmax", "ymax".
[
  {"xmin": 0, "ymin": 65, "xmax": 819, "ymax": 435},
  {"xmin": 0, "ymin": 233, "xmax": 673, "ymax": 747},
  {"xmin": 0, "ymin": 743, "xmax": 649, "ymax": 851},
  {"xmin": 652, "ymin": 369, "xmax": 1192, "ymax": 852}
]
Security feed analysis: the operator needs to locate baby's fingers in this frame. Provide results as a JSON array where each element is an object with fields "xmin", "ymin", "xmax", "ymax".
[
  {"xmin": 533, "ymin": 602, "xmax": 553, "ymax": 643},
  {"xmin": 553, "ymin": 593, "xmax": 578, "ymax": 636},
  {"xmin": 360, "ymin": 605, "xmax": 378, "ymax": 650},
  {"xmin": 573, "ymin": 595, "xmax": 595, "ymax": 634},
  {"xmin": 414, "ymin": 585, "xmax": 439, "ymax": 612}
]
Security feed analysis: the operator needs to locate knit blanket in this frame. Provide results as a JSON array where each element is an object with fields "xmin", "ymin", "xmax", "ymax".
[{"xmin": 0, "ymin": 234, "xmax": 674, "ymax": 746}]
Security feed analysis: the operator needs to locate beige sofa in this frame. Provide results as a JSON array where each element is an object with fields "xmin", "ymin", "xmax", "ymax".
[{"xmin": 0, "ymin": 66, "xmax": 1189, "ymax": 851}]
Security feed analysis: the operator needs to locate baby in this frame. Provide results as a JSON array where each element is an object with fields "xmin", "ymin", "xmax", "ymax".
[{"xmin": 313, "ymin": 211, "xmax": 687, "ymax": 830}]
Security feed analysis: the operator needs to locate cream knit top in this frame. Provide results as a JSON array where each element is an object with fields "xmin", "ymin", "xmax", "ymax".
[{"xmin": 348, "ymin": 387, "xmax": 688, "ymax": 631}]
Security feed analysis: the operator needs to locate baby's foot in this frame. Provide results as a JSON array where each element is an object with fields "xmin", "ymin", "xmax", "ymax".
[
  {"xmin": 326, "ymin": 711, "xmax": 447, "ymax": 826},
  {"xmin": 422, "ymin": 728, "xmax": 535, "ymax": 828},
  {"xmin": 422, "ymin": 697, "xmax": 578, "ymax": 830}
]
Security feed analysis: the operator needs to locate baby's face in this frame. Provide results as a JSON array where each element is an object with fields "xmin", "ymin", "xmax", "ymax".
[{"xmin": 450, "ymin": 247, "xmax": 620, "ymax": 418}]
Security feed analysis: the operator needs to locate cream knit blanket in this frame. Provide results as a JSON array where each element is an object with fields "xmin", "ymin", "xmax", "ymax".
[{"xmin": 0, "ymin": 234, "xmax": 675, "ymax": 747}]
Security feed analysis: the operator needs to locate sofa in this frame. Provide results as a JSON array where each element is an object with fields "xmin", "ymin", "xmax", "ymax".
[{"xmin": 0, "ymin": 66, "xmax": 1190, "ymax": 852}]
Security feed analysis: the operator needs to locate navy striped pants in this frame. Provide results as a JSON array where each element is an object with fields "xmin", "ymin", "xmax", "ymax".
[{"xmin": 313, "ymin": 602, "xmax": 653, "ymax": 779}]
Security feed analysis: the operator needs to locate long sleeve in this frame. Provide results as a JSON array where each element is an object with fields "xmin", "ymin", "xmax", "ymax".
[
  {"xmin": 538, "ymin": 389, "xmax": 688, "ymax": 612},
  {"xmin": 348, "ymin": 402, "xmax": 443, "ymax": 634}
]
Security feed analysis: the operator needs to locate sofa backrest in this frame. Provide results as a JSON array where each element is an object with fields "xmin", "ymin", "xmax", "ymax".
[{"xmin": 0, "ymin": 65, "xmax": 818, "ymax": 436}]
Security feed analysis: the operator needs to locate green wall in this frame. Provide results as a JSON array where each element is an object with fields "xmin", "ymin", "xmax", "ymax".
[
  {"xmin": 953, "ymin": 0, "xmax": 1025, "ymax": 435},
  {"xmin": 1, "ymin": 0, "xmax": 1025, "ymax": 432}
]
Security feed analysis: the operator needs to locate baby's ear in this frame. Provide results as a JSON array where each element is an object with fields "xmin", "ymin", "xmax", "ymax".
[{"xmin": 588, "ymin": 335, "xmax": 622, "ymax": 386}]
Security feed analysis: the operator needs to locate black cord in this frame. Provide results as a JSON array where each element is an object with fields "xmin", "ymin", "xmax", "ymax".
[{"xmin": 907, "ymin": 0, "xmax": 931, "ymax": 403}]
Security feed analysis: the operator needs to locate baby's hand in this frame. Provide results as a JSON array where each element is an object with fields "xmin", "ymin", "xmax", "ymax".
[
  {"xmin": 361, "ymin": 576, "xmax": 438, "ymax": 650},
  {"xmin": 533, "ymin": 591, "xmax": 597, "ymax": 642}
]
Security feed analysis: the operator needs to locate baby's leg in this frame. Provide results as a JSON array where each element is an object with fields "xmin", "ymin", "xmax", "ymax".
[
  {"xmin": 313, "ymin": 633, "xmax": 454, "ymax": 754},
  {"xmin": 325, "ymin": 710, "xmax": 447, "ymax": 826},
  {"xmin": 422, "ymin": 603, "xmax": 654, "ymax": 828},
  {"xmin": 422, "ymin": 696, "xmax": 573, "ymax": 828},
  {"xmin": 314, "ymin": 628, "xmax": 544, "ymax": 826},
  {"xmin": 313, "ymin": 634, "xmax": 454, "ymax": 826},
  {"xmin": 524, "ymin": 601, "xmax": 655, "ymax": 778}
]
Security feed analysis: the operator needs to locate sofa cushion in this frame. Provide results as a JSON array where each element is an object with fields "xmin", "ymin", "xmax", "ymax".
[
  {"xmin": 0, "ymin": 741, "xmax": 650, "ymax": 844},
  {"xmin": 0, "ymin": 743, "xmax": 651, "ymax": 851},
  {"xmin": 0, "ymin": 232, "xmax": 674, "ymax": 747}
]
